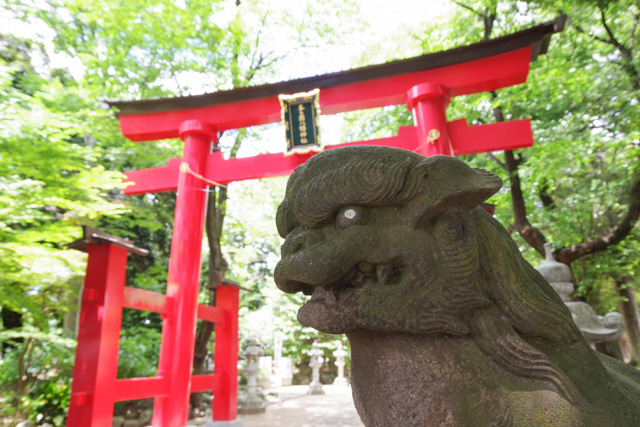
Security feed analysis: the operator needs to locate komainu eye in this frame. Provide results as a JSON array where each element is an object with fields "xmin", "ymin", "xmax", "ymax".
[
  {"xmin": 435, "ymin": 213, "xmax": 468, "ymax": 241},
  {"xmin": 336, "ymin": 206, "xmax": 367, "ymax": 229}
]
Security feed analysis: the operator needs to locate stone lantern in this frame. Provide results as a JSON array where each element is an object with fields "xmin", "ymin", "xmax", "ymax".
[
  {"xmin": 333, "ymin": 341, "xmax": 348, "ymax": 386},
  {"xmin": 537, "ymin": 243, "xmax": 574, "ymax": 301},
  {"xmin": 536, "ymin": 243, "xmax": 625, "ymax": 346},
  {"xmin": 238, "ymin": 338, "xmax": 266, "ymax": 414},
  {"xmin": 307, "ymin": 340, "xmax": 325, "ymax": 395}
]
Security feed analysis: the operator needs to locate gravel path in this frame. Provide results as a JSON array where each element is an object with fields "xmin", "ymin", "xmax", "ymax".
[{"xmin": 238, "ymin": 385, "xmax": 364, "ymax": 427}]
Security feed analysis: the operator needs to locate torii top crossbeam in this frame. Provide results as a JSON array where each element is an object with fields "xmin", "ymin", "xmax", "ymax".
[
  {"xmin": 109, "ymin": 16, "xmax": 564, "ymax": 140},
  {"xmin": 109, "ymin": 16, "xmax": 565, "ymax": 196}
]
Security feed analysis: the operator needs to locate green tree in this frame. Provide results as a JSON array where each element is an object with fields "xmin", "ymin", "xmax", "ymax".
[
  {"xmin": 2, "ymin": 0, "xmax": 365, "ymax": 422},
  {"xmin": 446, "ymin": 0, "xmax": 640, "ymax": 351},
  {"xmin": 342, "ymin": 0, "xmax": 640, "ymax": 362},
  {"xmin": 0, "ymin": 30, "xmax": 125, "ymax": 423}
]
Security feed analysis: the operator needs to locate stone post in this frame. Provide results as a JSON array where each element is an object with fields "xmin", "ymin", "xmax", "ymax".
[
  {"xmin": 333, "ymin": 341, "xmax": 348, "ymax": 386},
  {"xmin": 272, "ymin": 333, "xmax": 283, "ymax": 387},
  {"xmin": 307, "ymin": 341, "xmax": 324, "ymax": 395},
  {"xmin": 238, "ymin": 338, "xmax": 266, "ymax": 414},
  {"xmin": 279, "ymin": 357, "xmax": 293, "ymax": 386}
]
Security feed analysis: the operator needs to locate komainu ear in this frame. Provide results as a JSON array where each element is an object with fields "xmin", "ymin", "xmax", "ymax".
[{"xmin": 409, "ymin": 156, "xmax": 502, "ymax": 226}]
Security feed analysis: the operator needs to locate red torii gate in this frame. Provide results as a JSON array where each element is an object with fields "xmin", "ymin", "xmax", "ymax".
[{"xmin": 68, "ymin": 17, "xmax": 564, "ymax": 427}]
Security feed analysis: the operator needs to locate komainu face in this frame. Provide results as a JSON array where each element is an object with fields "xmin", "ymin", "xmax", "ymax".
[{"xmin": 274, "ymin": 146, "xmax": 502, "ymax": 334}]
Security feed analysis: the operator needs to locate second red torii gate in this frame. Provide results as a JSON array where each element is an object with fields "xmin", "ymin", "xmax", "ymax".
[{"xmin": 103, "ymin": 16, "xmax": 564, "ymax": 427}]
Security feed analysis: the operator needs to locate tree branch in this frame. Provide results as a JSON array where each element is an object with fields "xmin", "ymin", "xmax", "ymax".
[
  {"xmin": 573, "ymin": 24, "xmax": 611, "ymax": 45},
  {"xmin": 485, "ymin": 152, "xmax": 506, "ymax": 171},
  {"xmin": 452, "ymin": 1, "xmax": 483, "ymax": 18},
  {"xmin": 16, "ymin": 338, "xmax": 34, "ymax": 396},
  {"xmin": 557, "ymin": 175, "xmax": 640, "ymax": 264},
  {"xmin": 504, "ymin": 149, "xmax": 548, "ymax": 256},
  {"xmin": 599, "ymin": 6, "xmax": 625, "ymax": 51},
  {"xmin": 573, "ymin": 8, "xmax": 640, "ymax": 90},
  {"xmin": 491, "ymin": 91, "xmax": 548, "ymax": 256},
  {"xmin": 452, "ymin": 1, "xmax": 495, "ymax": 39},
  {"xmin": 248, "ymin": 9, "xmax": 270, "ymax": 79},
  {"xmin": 259, "ymin": 50, "xmax": 292, "ymax": 70},
  {"xmin": 483, "ymin": 7, "xmax": 496, "ymax": 40},
  {"xmin": 598, "ymin": 5, "xmax": 640, "ymax": 104}
]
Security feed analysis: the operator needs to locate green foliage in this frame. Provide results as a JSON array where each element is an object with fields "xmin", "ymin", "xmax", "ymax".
[
  {"xmin": 33, "ymin": 0, "xmax": 229, "ymax": 97},
  {"xmin": 2, "ymin": 0, "xmax": 365, "ymax": 422},
  {"xmin": 341, "ymin": 106, "xmax": 413, "ymax": 143},
  {"xmin": 0, "ymin": 327, "xmax": 75, "ymax": 426},
  {"xmin": 0, "ymin": 2, "xmax": 187, "ymax": 421},
  {"xmin": 27, "ymin": 380, "xmax": 71, "ymax": 426},
  {"xmin": 449, "ymin": 1, "xmax": 640, "ymax": 311},
  {"xmin": 341, "ymin": 1, "xmax": 640, "ymax": 316},
  {"xmin": 117, "ymin": 323, "xmax": 163, "ymax": 379},
  {"xmin": 0, "ymin": 26, "xmax": 133, "ymax": 423},
  {"xmin": 224, "ymin": 176, "xmax": 351, "ymax": 382}
]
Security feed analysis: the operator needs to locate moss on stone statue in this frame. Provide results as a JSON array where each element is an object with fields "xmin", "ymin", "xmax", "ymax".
[{"xmin": 275, "ymin": 146, "xmax": 640, "ymax": 426}]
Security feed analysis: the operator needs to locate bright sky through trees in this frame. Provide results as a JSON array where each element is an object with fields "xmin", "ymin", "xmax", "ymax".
[
  {"xmin": 1, "ymin": 0, "xmax": 451, "ymax": 89},
  {"xmin": 1, "ymin": 0, "xmax": 452, "ymax": 159}
]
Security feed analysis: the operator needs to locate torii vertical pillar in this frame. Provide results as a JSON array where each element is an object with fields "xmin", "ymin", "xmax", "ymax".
[
  {"xmin": 152, "ymin": 120, "xmax": 216, "ymax": 427},
  {"xmin": 67, "ymin": 242, "xmax": 128, "ymax": 426},
  {"xmin": 407, "ymin": 83, "xmax": 453, "ymax": 157}
]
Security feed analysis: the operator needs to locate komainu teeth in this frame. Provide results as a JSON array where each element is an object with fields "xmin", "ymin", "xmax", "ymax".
[{"xmin": 376, "ymin": 264, "xmax": 392, "ymax": 285}]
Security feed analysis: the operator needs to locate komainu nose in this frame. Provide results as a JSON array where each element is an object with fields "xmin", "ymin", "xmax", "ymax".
[{"xmin": 281, "ymin": 228, "xmax": 325, "ymax": 256}]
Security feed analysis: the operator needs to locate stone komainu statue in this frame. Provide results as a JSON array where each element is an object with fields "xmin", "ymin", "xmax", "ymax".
[{"xmin": 274, "ymin": 146, "xmax": 640, "ymax": 426}]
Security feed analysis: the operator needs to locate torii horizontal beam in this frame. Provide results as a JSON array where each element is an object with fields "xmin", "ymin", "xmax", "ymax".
[
  {"xmin": 123, "ymin": 118, "xmax": 531, "ymax": 195},
  {"xmin": 107, "ymin": 16, "xmax": 565, "ymax": 142}
]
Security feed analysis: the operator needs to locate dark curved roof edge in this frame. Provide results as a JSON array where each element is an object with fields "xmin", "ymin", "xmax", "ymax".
[{"xmin": 106, "ymin": 15, "xmax": 566, "ymax": 116}]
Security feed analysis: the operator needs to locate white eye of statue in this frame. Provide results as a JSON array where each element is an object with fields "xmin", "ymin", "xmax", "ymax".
[
  {"xmin": 336, "ymin": 206, "xmax": 367, "ymax": 229},
  {"xmin": 344, "ymin": 209, "xmax": 356, "ymax": 219}
]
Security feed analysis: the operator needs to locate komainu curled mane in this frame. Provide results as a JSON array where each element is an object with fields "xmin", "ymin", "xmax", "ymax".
[{"xmin": 274, "ymin": 146, "xmax": 640, "ymax": 426}]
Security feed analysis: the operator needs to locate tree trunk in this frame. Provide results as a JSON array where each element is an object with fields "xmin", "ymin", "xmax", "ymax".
[
  {"xmin": 187, "ymin": 0, "xmax": 257, "ymax": 407},
  {"xmin": 616, "ymin": 276, "xmax": 640, "ymax": 366},
  {"xmin": 491, "ymin": 97, "xmax": 548, "ymax": 257},
  {"xmin": 503, "ymin": 149, "xmax": 548, "ymax": 256},
  {"xmin": 1, "ymin": 307, "xmax": 23, "ymax": 354}
]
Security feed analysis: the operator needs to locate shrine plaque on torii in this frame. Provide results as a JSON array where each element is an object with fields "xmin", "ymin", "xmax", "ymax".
[{"xmin": 102, "ymin": 16, "xmax": 565, "ymax": 427}]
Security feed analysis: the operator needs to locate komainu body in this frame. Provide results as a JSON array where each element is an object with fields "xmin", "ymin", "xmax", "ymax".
[{"xmin": 275, "ymin": 146, "xmax": 640, "ymax": 426}]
